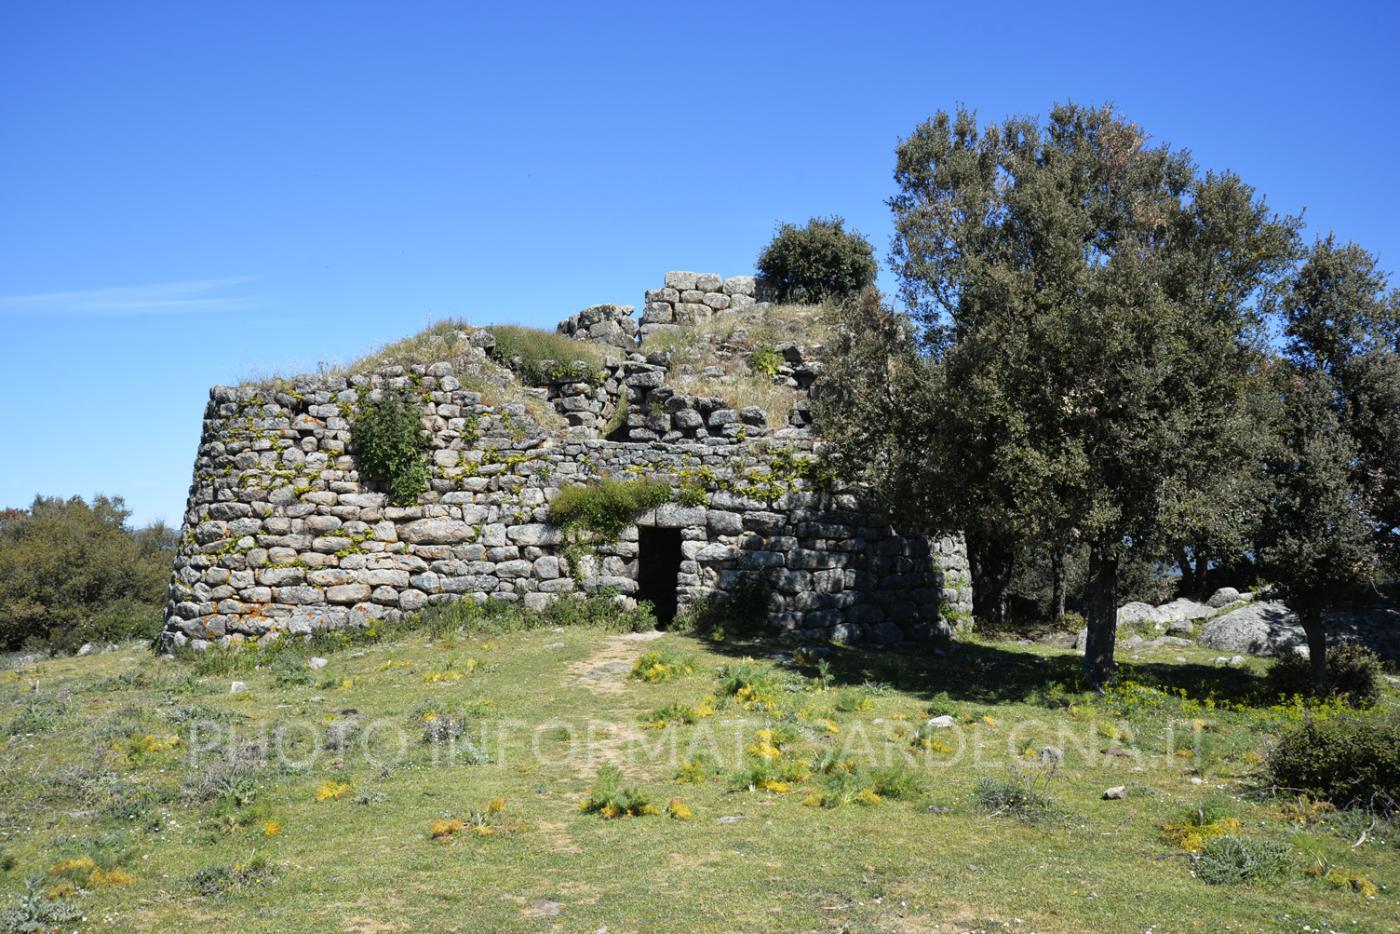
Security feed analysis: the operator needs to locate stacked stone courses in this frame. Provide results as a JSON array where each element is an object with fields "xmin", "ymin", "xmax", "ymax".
[{"xmin": 163, "ymin": 271, "xmax": 972, "ymax": 650}]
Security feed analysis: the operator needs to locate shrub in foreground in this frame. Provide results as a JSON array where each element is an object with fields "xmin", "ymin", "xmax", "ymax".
[
  {"xmin": 579, "ymin": 765, "xmax": 656, "ymax": 818},
  {"xmin": 973, "ymin": 770, "xmax": 1059, "ymax": 822},
  {"xmin": 1193, "ymin": 835, "xmax": 1292, "ymax": 885},
  {"xmin": 1266, "ymin": 641, "xmax": 1384, "ymax": 708},
  {"xmin": 1267, "ymin": 714, "xmax": 1400, "ymax": 808}
]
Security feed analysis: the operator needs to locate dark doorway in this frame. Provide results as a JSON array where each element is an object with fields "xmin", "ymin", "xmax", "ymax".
[{"xmin": 636, "ymin": 527, "xmax": 683, "ymax": 627}]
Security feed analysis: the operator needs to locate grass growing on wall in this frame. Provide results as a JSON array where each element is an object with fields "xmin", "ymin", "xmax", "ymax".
[
  {"xmin": 645, "ymin": 301, "xmax": 827, "ymax": 426},
  {"xmin": 547, "ymin": 477, "xmax": 673, "ymax": 540},
  {"xmin": 486, "ymin": 325, "xmax": 605, "ymax": 386}
]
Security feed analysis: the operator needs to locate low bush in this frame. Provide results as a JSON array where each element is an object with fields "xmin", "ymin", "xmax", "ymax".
[
  {"xmin": 189, "ymin": 855, "xmax": 276, "ymax": 897},
  {"xmin": 579, "ymin": 765, "xmax": 656, "ymax": 818},
  {"xmin": 6, "ymin": 691, "xmax": 72, "ymax": 736},
  {"xmin": 1193, "ymin": 836, "xmax": 1292, "ymax": 885},
  {"xmin": 755, "ymin": 216, "xmax": 877, "ymax": 303},
  {"xmin": 674, "ymin": 754, "xmax": 722, "ymax": 784},
  {"xmin": 185, "ymin": 756, "xmax": 263, "ymax": 807},
  {"xmin": 833, "ymin": 687, "xmax": 875, "ymax": 713},
  {"xmin": 973, "ymin": 769, "xmax": 1059, "ymax": 822},
  {"xmin": 866, "ymin": 764, "xmax": 931, "ymax": 801},
  {"xmin": 714, "ymin": 660, "xmax": 782, "ymax": 710},
  {"xmin": 639, "ymin": 702, "xmax": 702, "ymax": 728},
  {"xmin": 926, "ymin": 691, "xmax": 963, "ymax": 719},
  {"xmin": 1161, "ymin": 795, "xmax": 1243, "ymax": 852},
  {"xmin": 1266, "ymin": 641, "xmax": 1384, "ymax": 707},
  {"xmin": 1266, "ymin": 714, "xmax": 1400, "ymax": 809},
  {"xmin": 0, "ymin": 880, "xmax": 82, "ymax": 930},
  {"xmin": 486, "ymin": 324, "xmax": 604, "ymax": 385},
  {"xmin": 630, "ymin": 649, "xmax": 694, "ymax": 683}
]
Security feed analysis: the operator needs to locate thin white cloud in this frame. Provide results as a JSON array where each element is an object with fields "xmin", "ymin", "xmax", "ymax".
[{"xmin": 0, "ymin": 276, "xmax": 258, "ymax": 316}]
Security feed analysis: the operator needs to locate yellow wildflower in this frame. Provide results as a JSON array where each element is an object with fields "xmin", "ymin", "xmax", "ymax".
[
  {"xmin": 430, "ymin": 818, "xmax": 465, "ymax": 839},
  {"xmin": 314, "ymin": 779, "xmax": 352, "ymax": 801}
]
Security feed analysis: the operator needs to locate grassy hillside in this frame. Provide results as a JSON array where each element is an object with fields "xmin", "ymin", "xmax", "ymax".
[{"xmin": 2, "ymin": 615, "xmax": 1395, "ymax": 931}]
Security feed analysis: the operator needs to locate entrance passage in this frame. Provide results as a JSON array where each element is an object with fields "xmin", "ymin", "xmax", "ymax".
[{"xmin": 636, "ymin": 527, "xmax": 683, "ymax": 627}]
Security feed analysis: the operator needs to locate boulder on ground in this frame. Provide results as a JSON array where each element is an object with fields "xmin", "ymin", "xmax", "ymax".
[
  {"xmin": 1207, "ymin": 587, "xmax": 1245, "ymax": 608},
  {"xmin": 1155, "ymin": 597, "xmax": 1214, "ymax": 624},
  {"xmin": 1198, "ymin": 600, "xmax": 1304, "ymax": 656},
  {"xmin": 1117, "ymin": 602, "xmax": 1170, "ymax": 628}
]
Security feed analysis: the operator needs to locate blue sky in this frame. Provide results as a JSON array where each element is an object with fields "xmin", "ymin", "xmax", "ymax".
[{"xmin": 2, "ymin": 0, "xmax": 1398, "ymax": 527}]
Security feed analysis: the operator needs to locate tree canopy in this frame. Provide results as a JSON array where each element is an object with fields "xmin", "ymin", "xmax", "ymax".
[
  {"xmin": 0, "ymin": 495, "xmax": 174, "ymax": 650},
  {"xmin": 823, "ymin": 102, "xmax": 1304, "ymax": 686}
]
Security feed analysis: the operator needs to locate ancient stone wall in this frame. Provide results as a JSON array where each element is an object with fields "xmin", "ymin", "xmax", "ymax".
[
  {"xmin": 163, "ymin": 362, "xmax": 970, "ymax": 650},
  {"xmin": 639, "ymin": 271, "xmax": 758, "ymax": 341}
]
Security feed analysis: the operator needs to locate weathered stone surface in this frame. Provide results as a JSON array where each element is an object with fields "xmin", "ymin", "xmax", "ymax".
[
  {"xmin": 327, "ymin": 583, "xmax": 372, "ymax": 604},
  {"xmin": 400, "ymin": 518, "xmax": 474, "ymax": 545},
  {"xmin": 1199, "ymin": 601, "xmax": 1305, "ymax": 656},
  {"xmin": 1208, "ymin": 587, "xmax": 1245, "ymax": 608},
  {"xmin": 1155, "ymin": 597, "xmax": 1214, "ymax": 624}
]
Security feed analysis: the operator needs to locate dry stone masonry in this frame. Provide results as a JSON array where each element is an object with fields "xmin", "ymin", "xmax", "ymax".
[
  {"xmin": 639, "ymin": 271, "xmax": 758, "ymax": 341},
  {"xmin": 163, "ymin": 271, "xmax": 971, "ymax": 650}
]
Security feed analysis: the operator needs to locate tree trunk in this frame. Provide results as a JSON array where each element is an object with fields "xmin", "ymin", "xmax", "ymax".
[
  {"xmin": 1176, "ymin": 547, "xmax": 1195, "ymax": 594},
  {"xmin": 1050, "ymin": 542, "xmax": 1066, "ymax": 621},
  {"xmin": 1194, "ymin": 553, "xmax": 1209, "ymax": 596},
  {"xmin": 1301, "ymin": 609, "xmax": 1328, "ymax": 691},
  {"xmin": 1083, "ymin": 546, "xmax": 1118, "ymax": 690},
  {"xmin": 969, "ymin": 533, "xmax": 1014, "ymax": 629}
]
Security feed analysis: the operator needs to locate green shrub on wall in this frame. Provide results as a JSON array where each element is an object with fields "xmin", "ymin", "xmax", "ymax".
[
  {"xmin": 547, "ymin": 478, "xmax": 672, "ymax": 540},
  {"xmin": 755, "ymin": 216, "xmax": 877, "ymax": 303},
  {"xmin": 353, "ymin": 389, "xmax": 430, "ymax": 505}
]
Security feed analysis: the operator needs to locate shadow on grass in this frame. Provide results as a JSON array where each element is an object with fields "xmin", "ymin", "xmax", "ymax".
[{"xmin": 681, "ymin": 631, "xmax": 1273, "ymax": 708}]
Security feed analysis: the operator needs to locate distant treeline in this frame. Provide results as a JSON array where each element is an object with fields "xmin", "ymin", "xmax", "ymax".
[{"xmin": 0, "ymin": 495, "xmax": 175, "ymax": 652}]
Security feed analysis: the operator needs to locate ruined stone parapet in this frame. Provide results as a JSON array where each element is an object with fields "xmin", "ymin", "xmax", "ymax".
[
  {"xmin": 639, "ymin": 271, "xmax": 758, "ymax": 342},
  {"xmin": 557, "ymin": 303, "xmax": 639, "ymax": 349}
]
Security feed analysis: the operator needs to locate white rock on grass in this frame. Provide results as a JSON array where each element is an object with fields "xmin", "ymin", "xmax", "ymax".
[
  {"xmin": 924, "ymin": 715, "xmax": 957, "ymax": 730},
  {"xmin": 230, "ymin": 681, "xmax": 247, "ymax": 694},
  {"xmin": 1103, "ymin": 786, "xmax": 1127, "ymax": 800},
  {"xmin": 308, "ymin": 656, "xmax": 328, "ymax": 670}
]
